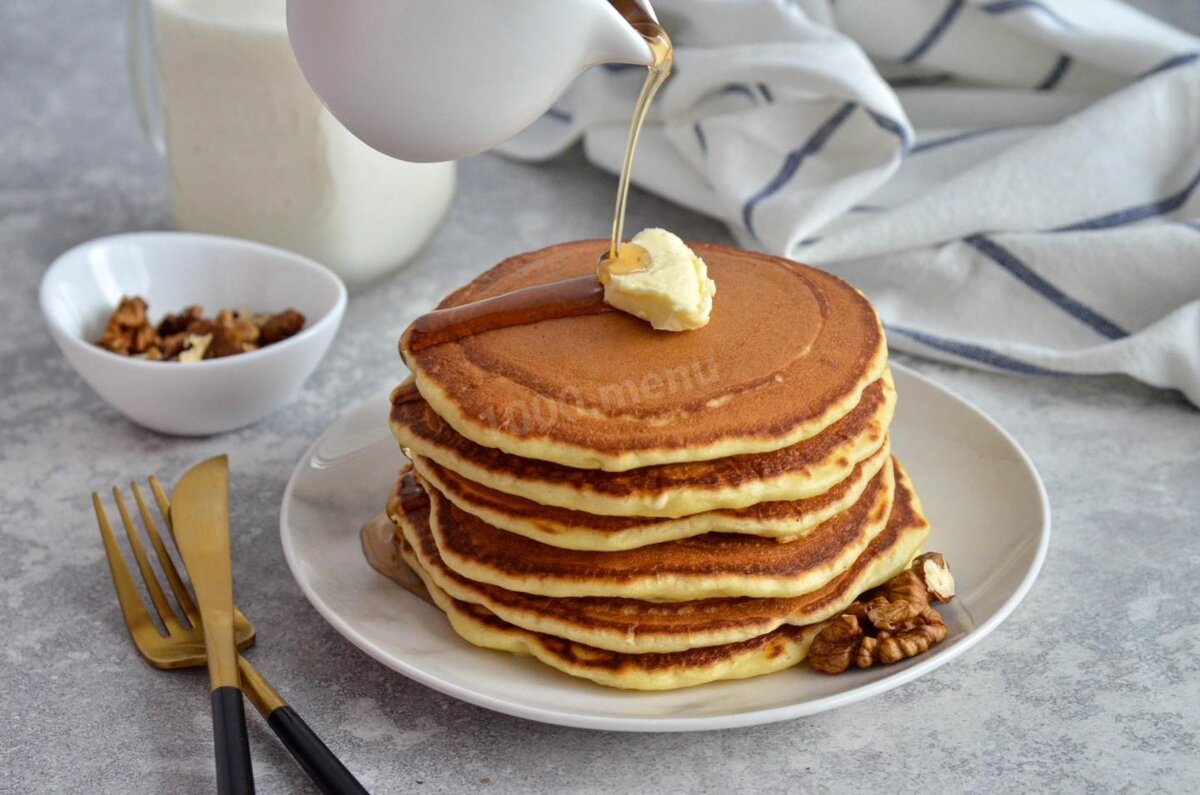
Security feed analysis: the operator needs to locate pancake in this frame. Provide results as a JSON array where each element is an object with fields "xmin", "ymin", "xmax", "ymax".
[
  {"xmin": 399, "ymin": 458, "xmax": 895, "ymax": 601},
  {"xmin": 399, "ymin": 542, "xmax": 826, "ymax": 691},
  {"xmin": 390, "ymin": 457, "xmax": 929, "ymax": 654},
  {"xmin": 412, "ymin": 439, "xmax": 891, "ymax": 551},
  {"xmin": 391, "ymin": 370, "xmax": 895, "ymax": 518},
  {"xmin": 399, "ymin": 240, "xmax": 887, "ymax": 471}
]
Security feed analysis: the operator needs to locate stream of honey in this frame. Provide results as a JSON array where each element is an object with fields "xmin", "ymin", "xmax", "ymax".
[
  {"xmin": 600, "ymin": 0, "xmax": 673, "ymax": 278},
  {"xmin": 400, "ymin": 2, "xmax": 673, "ymax": 354}
]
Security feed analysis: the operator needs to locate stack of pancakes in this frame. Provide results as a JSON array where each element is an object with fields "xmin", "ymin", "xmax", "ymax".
[{"xmin": 383, "ymin": 241, "xmax": 930, "ymax": 690}]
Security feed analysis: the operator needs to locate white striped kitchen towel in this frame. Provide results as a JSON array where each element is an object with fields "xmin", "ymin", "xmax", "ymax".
[{"xmin": 497, "ymin": 0, "xmax": 1200, "ymax": 405}]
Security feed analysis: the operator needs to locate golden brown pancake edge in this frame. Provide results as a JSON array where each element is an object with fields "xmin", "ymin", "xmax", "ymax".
[
  {"xmin": 390, "ymin": 371, "xmax": 895, "ymax": 517},
  {"xmin": 410, "ymin": 437, "xmax": 892, "ymax": 550}
]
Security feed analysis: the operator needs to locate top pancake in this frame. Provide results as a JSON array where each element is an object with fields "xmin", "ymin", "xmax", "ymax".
[{"xmin": 400, "ymin": 240, "xmax": 887, "ymax": 471}]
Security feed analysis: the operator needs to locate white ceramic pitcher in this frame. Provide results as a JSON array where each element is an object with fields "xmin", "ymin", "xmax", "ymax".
[{"xmin": 286, "ymin": 0, "xmax": 659, "ymax": 163}]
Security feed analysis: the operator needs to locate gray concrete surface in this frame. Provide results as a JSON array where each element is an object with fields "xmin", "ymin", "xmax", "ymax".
[{"xmin": 2, "ymin": 1, "xmax": 1198, "ymax": 792}]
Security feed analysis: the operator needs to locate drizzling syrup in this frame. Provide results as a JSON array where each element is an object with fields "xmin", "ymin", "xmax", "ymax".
[
  {"xmin": 597, "ymin": 242, "xmax": 653, "ymax": 285},
  {"xmin": 401, "ymin": 3, "xmax": 673, "ymax": 353},
  {"xmin": 598, "ymin": 1, "xmax": 673, "ymax": 282},
  {"xmin": 404, "ymin": 275, "xmax": 611, "ymax": 353},
  {"xmin": 396, "ymin": 475, "xmax": 431, "ymax": 513}
]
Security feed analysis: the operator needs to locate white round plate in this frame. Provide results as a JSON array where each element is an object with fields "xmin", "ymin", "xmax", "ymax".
[{"xmin": 280, "ymin": 363, "xmax": 1049, "ymax": 732}]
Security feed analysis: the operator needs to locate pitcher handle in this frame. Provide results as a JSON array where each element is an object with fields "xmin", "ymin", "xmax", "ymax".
[{"xmin": 126, "ymin": 0, "xmax": 166, "ymax": 155}]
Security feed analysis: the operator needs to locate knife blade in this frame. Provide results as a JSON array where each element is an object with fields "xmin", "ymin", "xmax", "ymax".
[{"xmin": 172, "ymin": 455, "xmax": 255, "ymax": 794}]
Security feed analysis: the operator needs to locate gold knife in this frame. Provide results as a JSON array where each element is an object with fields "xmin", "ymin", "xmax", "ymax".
[{"xmin": 171, "ymin": 455, "xmax": 254, "ymax": 794}]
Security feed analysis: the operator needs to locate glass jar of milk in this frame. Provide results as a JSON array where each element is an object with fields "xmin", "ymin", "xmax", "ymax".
[{"xmin": 129, "ymin": 0, "xmax": 455, "ymax": 290}]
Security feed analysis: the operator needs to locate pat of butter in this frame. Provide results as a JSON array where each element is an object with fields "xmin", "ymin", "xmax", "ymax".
[{"xmin": 602, "ymin": 228, "xmax": 716, "ymax": 331}]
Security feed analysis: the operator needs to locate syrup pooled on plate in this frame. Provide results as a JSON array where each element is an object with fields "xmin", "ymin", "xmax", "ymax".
[{"xmin": 360, "ymin": 511, "xmax": 431, "ymax": 603}]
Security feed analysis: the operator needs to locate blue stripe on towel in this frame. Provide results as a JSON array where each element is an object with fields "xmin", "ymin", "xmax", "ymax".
[
  {"xmin": 1052, "ymin": 165, "xmax": 1200, "ymax": 232},
  {"xmin": 741, "ymin": 102, "xmax": 858, "ymax": 236},
  {"xmin": 723, "ymin": 83, "xmax": 759, "ymax": 102},
  {"xmin": 886, "ymin": 324, "xmax": 1066, "ymax": 376},
  {"xmin": 1141, "ymin": 52, "xmax": 1200, "ymax": 78},
  {"xmin": 694, "ymin": 122, "xmax": 707, "ymax": 155},
  {"xmin": 867, "ymin": 111, "xmax": 912, "ymax": 155},
  {"xmin": 1037, "ymin": 54, "xmax": 1072, "ymax": 90},
  {"xmin": 545, "ymin": 107, "xmax": 572, "ymax": 123},
  {"xmin": 901, "ymin": 0, "xmax": 965, "ymax": 64},
  {"xmin": 758, "ymin": 83, "xmax": 774, "ymax": 103},
  {"xmin": 964, "ymin": 235, "xmax": 1129, "ymax": 339},
  {"xmin": 981, "ymin": 0, "xmax": 1077, "ymax": 30},
  {"xmin": 889, "ymin": 74, "xmax": 956, "ymax": 88},
  {"xmin": 911, "ymin": 128, "xmax": 1001, "ymax": 154}
]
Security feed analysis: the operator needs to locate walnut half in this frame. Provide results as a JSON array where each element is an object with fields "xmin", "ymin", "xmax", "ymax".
[
  {"xmin": 808, "ymin": 552, "xmax": 954, "ymax": 675},
  {"xmin": 914, "ymin": 552, "xmax": 955, "ymax": 603},
  {"xmin": 808, "ymin": 614, "xmax": 864, "ymax": 675}
]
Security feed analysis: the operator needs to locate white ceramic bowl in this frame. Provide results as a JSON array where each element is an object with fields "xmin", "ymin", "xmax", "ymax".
[{"xmin": 40, "ymin": 232, "xmax": 347, "ymax": 435}]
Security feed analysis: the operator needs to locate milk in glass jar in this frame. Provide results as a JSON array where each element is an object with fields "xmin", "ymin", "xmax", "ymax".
[{"xmin": 130, "ymin": 0, "xmax": 456, "ymax": 289}]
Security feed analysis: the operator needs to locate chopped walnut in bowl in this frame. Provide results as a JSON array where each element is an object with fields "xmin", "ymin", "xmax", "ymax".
[
  {"xmin": 96, "ymin": 297, "xmax": 306, "ymax": 362},
  {"xmin": 41, "ymin": 231, "xmax": 346, "ymax": 434}
]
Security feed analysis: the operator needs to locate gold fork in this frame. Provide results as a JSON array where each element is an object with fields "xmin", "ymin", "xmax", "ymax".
[{"xmin": 93, "ymin": 477, "xmax": 368, "ymax": 795}]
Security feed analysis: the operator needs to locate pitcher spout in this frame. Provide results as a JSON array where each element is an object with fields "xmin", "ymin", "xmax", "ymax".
[{"xmin": 586, "ymin": 0, "xmax": 660, "ymax": 69}]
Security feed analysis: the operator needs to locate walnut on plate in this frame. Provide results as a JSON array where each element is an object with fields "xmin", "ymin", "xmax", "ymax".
[{"xmin": 809, "ymin": 552, "xmax": 955, "ymax": 675}]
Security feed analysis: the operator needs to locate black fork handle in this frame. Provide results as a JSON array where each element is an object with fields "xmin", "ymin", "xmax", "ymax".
[
  {"xmin": 212, "ymin": 686, "xmax": 255, "ymax": 794},
  {"xmin": 267, "ymin": 705, "xmax": 369, "ymax": 794}
]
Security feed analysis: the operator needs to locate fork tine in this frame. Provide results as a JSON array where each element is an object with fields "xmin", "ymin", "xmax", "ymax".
[
  {"xmin": 112, "ymin": 486, "xmax": 184, "ymax": 634},
  {"xmin": 93, "ymin": 493, "xmax": 163, "ymax": 639},
  {"xmin": 149, "ymin": 476, "xmax": 256, "ymax": 646},
  {"xmin": 149, "ymin": 476, "xmax": 174, "ymax": 540},
  {"xmin": 133, "ymin": 479, "xmax": 199, "ymax": 622}
]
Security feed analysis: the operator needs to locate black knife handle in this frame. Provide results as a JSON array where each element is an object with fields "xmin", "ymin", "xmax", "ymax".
[
  {"xmin": 267, "ymin": 706, "xmax": 369, "ymax": 795},
  {"xmin": 212, "ymin": 686, "xmax": 255, "ymax": 795}
]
